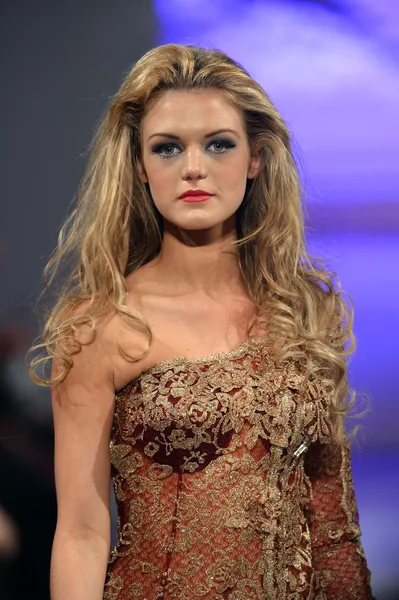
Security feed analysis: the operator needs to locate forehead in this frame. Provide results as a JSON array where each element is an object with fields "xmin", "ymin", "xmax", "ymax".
[{"xmin": 141, "ymin": 89, "xmax": 245, "ymax": 136}]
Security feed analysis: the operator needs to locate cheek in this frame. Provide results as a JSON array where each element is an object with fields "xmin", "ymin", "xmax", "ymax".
[
  {"xmin": 220, "ymin": 156, "xmax": 249, "ymax": 194},
  {"xmin": 144, "ymin": 160, "xmax": 173, "ymax": 194}
]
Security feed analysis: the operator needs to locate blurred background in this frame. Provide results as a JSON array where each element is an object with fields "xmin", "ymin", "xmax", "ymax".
[{"xmin": 0, "ymin": 0, "xmax": 397, "ymax": 598}]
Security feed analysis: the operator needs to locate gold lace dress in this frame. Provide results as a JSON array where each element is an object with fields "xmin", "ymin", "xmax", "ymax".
[{"xmin": 103, "ymin": 337, "xmax": 374, "ymax": 600}]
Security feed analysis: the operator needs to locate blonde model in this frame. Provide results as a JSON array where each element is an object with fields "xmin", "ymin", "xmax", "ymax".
[{"xmin": 30, "ymin": 44, "xmax": 374, "ymax": 600}]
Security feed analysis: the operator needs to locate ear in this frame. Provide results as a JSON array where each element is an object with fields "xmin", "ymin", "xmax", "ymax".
[
  {"xmin": 137, "ymin": 159, "xmax": 148, "ymax": 183},
  {"xmin": 247, "ymin": 151, "xmax": 261, "ymax": 179}
]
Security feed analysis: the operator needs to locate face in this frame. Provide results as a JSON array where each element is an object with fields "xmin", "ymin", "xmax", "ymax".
[{"xmin": 138, "ymin": 89, "xmax": 260, "ymax": 237}]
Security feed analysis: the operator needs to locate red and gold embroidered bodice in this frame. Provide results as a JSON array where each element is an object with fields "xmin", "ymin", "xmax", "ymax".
[{"xmin": 104, "ymin": 337, "xmax": 374, "ymax": 600}]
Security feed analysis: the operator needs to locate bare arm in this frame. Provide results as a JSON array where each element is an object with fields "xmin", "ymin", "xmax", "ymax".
[{"xmin": 50, "ymin": 327, "xmax": 116, "ymax": 600}]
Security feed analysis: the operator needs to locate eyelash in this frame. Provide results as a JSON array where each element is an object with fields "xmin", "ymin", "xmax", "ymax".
[{"xmin": 152, "ymin": 139, "xmax": 236, "ymax": 160}]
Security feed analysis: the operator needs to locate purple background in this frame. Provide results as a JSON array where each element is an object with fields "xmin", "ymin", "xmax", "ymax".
[{"xmin": 155, "ymin": 0, "xmax": 399, "ymax": 596}]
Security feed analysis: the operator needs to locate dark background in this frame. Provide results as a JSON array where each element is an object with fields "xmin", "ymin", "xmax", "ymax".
[{"xmin": 0, "ymin": 2, "xmax": 154, "ymax": 599}]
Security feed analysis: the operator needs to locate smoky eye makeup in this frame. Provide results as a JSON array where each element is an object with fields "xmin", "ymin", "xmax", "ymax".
[
  {"xmin": 150, "ymin": 142, "xmax": 183, "ymax": 160},
  {"xmin": 208, "ymin": 139, "xmax": 236, "ymax": 152},
  {"xmin": 150, "ymin": 138, "xmax": 237, "ymax": 159},
  {"xmin": 151, "ymin": 141, "xmax": 179, "ymax": 156}
]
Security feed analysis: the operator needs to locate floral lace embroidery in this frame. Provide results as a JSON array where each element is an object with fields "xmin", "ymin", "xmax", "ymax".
[{"xmin": 103, "ymin": 338, "xmax": 373, "ymax": 600}]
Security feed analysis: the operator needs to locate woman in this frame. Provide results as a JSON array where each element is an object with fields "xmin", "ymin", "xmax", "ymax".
[{"xmin": 30, "ymin": 44, "xmax": 374, "ymax": 599}]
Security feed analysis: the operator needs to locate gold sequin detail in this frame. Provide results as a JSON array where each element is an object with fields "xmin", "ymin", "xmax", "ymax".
[{"xmin": 104, "ymin": 338, "xmax": 374, "ymax": 599}]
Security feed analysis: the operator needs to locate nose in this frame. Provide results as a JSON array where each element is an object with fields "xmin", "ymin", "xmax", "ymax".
[{"xmin": 181, "ymin": 146, "xmax": 207, "ymax": 182}]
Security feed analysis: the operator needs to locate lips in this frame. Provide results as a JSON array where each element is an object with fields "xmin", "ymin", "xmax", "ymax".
[{"xmin": 178, "ymin": 189, "xmax": 214, "ymax": 199}]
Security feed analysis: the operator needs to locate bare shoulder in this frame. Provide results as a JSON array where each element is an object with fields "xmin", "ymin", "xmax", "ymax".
[
  {"xmin": 52, "ymin": 301, "xmax": 115, "ymax": 394},
  {"xmin": 52, "ymin": 298, "xmax": 150, "ymax": 395}
]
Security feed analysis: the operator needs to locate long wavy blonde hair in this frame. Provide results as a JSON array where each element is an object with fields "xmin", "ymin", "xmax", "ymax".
[{"xmin": 29, "ymin": 44, "xmax": 358, "ymax": 443}]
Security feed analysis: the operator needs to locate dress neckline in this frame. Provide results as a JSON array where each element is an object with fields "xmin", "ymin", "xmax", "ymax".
[{"xmin": 116, "ymin": 336, "xmax": 270, "ymax": 394}]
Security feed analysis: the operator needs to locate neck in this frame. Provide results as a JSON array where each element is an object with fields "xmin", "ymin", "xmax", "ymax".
[{"xmin": 149, "ymin": 218, "xmax": 246, "ymax": 298}]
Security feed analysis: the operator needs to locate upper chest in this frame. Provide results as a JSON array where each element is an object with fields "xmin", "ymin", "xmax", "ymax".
[
  {"xmin": 136, "ymin": 289, "xmax": 259, "ymax": 350},
  {"xmin": 112, "ymin": 287, "xmax": 265, "ymax": 390}
]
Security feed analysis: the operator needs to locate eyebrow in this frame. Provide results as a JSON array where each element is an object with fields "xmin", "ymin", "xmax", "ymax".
[{"xmin": 148, "ymin": 128, "xmax": 240, "ymax": 141}]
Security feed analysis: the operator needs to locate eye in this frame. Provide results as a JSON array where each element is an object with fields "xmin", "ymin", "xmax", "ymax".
[
  {"xmin": 152, "ymin": 142, "xmax": 181, "ymax": 159},
  {"xmin": 208, "ymin": 139, "xmax": 236, "ymax": 154}
]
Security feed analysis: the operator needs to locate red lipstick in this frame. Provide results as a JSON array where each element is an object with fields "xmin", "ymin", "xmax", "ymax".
[{"xmin": 178, "ymin": 189, "xmax": 215, "ymax": 202}]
